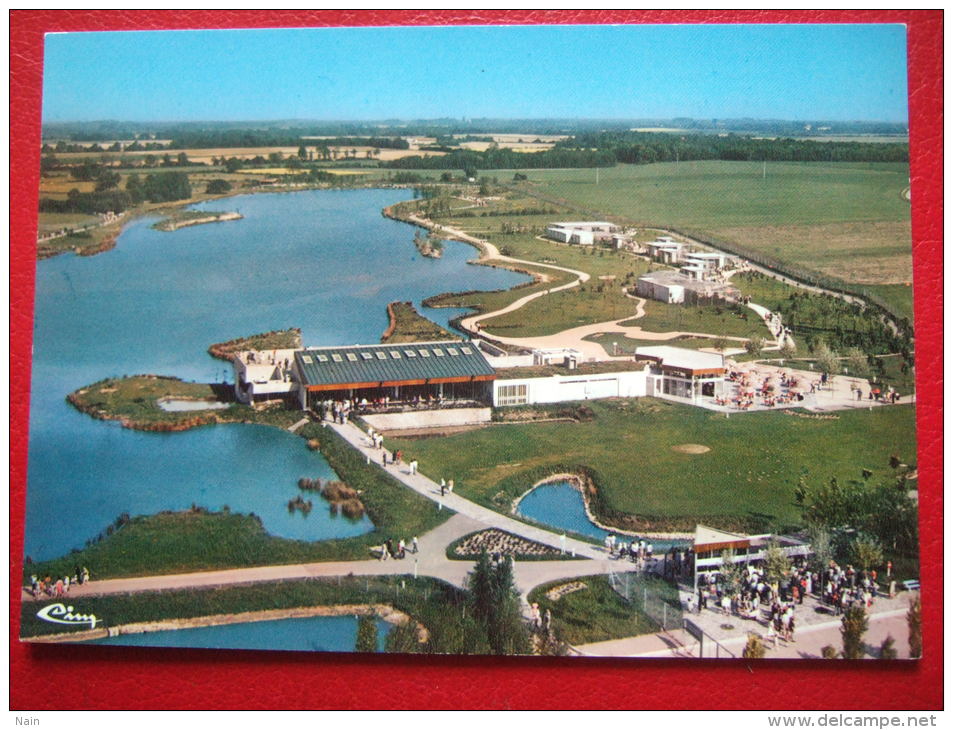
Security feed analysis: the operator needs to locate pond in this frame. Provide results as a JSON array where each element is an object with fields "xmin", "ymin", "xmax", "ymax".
[
  {"xmin": 88, "ymin": 614, "xmax": 393, "ymax": 653},
  {"xmin": 515, "ymin": 480, "xmax": 688, "ymax": 552},
  {"xmin": 25, "ymin": 188, "xmax": 531, "ymax": 561}
]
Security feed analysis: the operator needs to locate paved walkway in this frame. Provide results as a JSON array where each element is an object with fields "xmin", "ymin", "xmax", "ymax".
[
  {"xmin": 29, "ymin": 422, "xmax": 633, "ymax": 610},
  {"xmin": 575, "ymin": 593, "xmax": 914, "ymax": 659}
]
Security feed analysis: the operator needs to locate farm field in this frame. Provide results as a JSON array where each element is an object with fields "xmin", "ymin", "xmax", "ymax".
[
  {"xmin": 53, "ymin": 145, "xmax": 444, "ymax": 164},
  {"xmin": 503, "ymin": 161, "xmax": 913, "ymax": 315},
  {"xmin": 511, "ymin": 161, "xmax": 911, "ymax": 228},
  {"xmin": 386, "ymin": 398, "xmax": 918, "ymax": 533}
]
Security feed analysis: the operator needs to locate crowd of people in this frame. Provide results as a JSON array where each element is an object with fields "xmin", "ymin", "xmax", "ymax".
[
  {"xmin": 28, "ymin": 566, "xmax": 90, "ymax": 598},
  {"xmin": 604, "ymin": 533, "xmax": 654, "ymax": 566},
  {"xmin": 376, "ymin": 536, "xmax": 419, "ymax": 561},
  {"xmin": 688, "ymin": 559, "xmax": 882, "ymax": 645}
]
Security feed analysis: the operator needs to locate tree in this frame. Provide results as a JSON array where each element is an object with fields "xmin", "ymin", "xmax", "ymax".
[
  {"xmin": 742, "ymin": 633, "xmax": 766, "ymax": 659},
  {"xmin": 297, "ymin": 145, "xmax": 308, "ymax": 160},
  {"xmin": 907, "ymin": 594, "xmax": 922, "ymax": 659},
  {"xmin": 841, "ymin": 604, "xmax": 868, "ymax": 659},
  {"xmin": 205, "ymin": 179, "xmax": 232, "ymax": 195},
  {"xmin": 385, "ymin": 620, "xmax": 422, "ymax": 653},
  {"xmin": 779, "ymin": 340, "xmax": 797, "ymax": 360},
  {"xmin": 355, "ymin": 615, "xmax": 378, "ymax": 653},
  {"xmin": 745, "ymin": 338, "xmax": 764, "ymax": 357},
  {"xmin": 467, "ymin": 552, "xmax": 531, "ymax": 655},
  {"xmin": 845, "ymin": 346, "xmax": 870, "ymax": 377},
  {"xmin": 814, "ymin": 341, "xmax": 840, "ymax": 377},
  {"xmin": 762, "ymin": 540, "xmax": 792, "ymax": 586},
  {"xmin": 712, "ymin": 336, "xmax": 730, "ymax": 353},
  {"xmin": 821, "ymin": 645, "xmax": 839, "ymax": 659},
  {"xmin": 439, "ymin": 172, "xmax": 453, "ymax": 182},
  {"xmin": 807, "ymin": 525, "xmax": 835, "ymax": 574},
  {"xmin": 849, "ymin": 534, "xmax": 884, "ymax": 573},
  {"xmin": 879, "ymin": 635, "xmax": 898, "ymax": 660},
  {"xmin": 719, "ymin": 549, "xmax": 743, "ymax": 598}
]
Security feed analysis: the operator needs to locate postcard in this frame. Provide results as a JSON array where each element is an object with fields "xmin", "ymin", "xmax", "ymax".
[{"xmin": 19, "ymin": 23, "xmax": 920, "ymax": 663}]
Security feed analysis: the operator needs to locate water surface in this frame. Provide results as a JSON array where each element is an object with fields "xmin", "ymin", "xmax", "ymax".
[
  {"xmin": 26, "ymin": 188, "xmax": 530, "ymax": 560},
  {"xmin": 89, "ymin": 614, "xmax": 393, "ymax": 653}
]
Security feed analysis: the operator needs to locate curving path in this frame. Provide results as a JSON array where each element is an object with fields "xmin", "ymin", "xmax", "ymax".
[{"xmin": 29, "ymin": 419, "xmax": 641, "ymax": 611}]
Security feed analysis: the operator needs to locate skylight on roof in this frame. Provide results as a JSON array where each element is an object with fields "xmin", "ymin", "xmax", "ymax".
[
  {"xmin": 433, "ymin": 348, "xmax": 445, "ymax": 356},
  {"xmin": 447, "ymin": 347, "xmax": 459, "ymax": 356},
  {"xmin": 375, "ymin": 352, "xmax": 387, "ymax": 360},
  {"xmin": 390, "ymin": 351, "xmax": 401, "ymax": 358},
  {"xmin": 461, "ymin": 347, "xmax": 472, "ymax": 355},
  {"xmin": 404, "ymin": 350, "xmax": 417, "ymax": 357},
  {"xmin": 346, "ymin": 353, "xmax": 357, "ymax": 361},
  {"xmin": 316, "ymin": 354, "xmax": 329, "ymax": 363},
  {"xmin": 361, "ymin": 352, "xmax": 373, "ymax": 360},
  {"xmin": 418, "ymin": 349, "xmax": 430, "ymax": 357},
  {"xmin": 302, "ymin": 355, "xmax": 313, "ymax": 364},
  {"xmin": 331, "ymin": 353, "xmax": 343, "ymax": 362}
]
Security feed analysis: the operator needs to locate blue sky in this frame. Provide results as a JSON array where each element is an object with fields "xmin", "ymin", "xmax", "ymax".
[{"xmin": 42, "ymin": 24, "xmax": 909, "ymax": 122}]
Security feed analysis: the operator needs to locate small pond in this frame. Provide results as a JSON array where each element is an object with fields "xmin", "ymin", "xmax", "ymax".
[
  {"xmin": 89, "ymin": 614, "xmax": 393, "ymax": 653},
  {"xmin": 515, "ymin": 480, "xmax": 688, "ymax": 552},
  {"xmin": 157, "ymin": 398, "xmax": 231, "ymax": 412}
]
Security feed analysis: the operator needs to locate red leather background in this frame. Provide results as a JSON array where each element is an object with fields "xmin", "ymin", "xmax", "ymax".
[{"xmin": 10, "ymin": 10, "xmax": 942, "ymax": 710}]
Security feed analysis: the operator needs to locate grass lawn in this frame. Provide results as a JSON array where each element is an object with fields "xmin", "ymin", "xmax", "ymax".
[
  {"xmin": 24, "ymin": 425, "xmax": 451, "ymax": 580},
  {"xmin": 386, "ymin": 398, "xmax": 917, "ymax": 533},
  {"xmin": 515, "ymin": 161, "xmax": 910, "ymax": 229},
  {"xmin": 528, "ymin": 575, "xmax": 681, "ymax": 645},
  {"xmin": 383, "ymin": 301, "xmax": 457, "ymax": 344}
]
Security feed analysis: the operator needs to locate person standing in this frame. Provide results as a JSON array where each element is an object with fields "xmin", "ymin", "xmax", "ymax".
[{"xmin": 412, "ymin": 536, "xmax": 419, "ymax": 554}]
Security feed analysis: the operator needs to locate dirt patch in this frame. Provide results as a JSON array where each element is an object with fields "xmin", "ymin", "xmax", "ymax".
[
  {"xmin": 671, "ymin": 443, "xmax": 711, "ymax": 454},
  {"xmin": 379, "ymin": 424, "xmax": 489, "ymax": 439}
]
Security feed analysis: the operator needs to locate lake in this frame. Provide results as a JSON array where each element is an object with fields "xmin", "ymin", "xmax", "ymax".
[
  {"xmin": 89, "ymin": 614, "xmax": 393, "ymax": 653},
  {"xmin": 25, "ymin": 188, "xmax": 530, "ymax": 561}
]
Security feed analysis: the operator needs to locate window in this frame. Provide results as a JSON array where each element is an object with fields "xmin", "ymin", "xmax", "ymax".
[
  {"xmin": 497, "ymin": 383, "xmax": 528, "ymax": 406},
  {"xmin": 375, "ymin": 352, "xmax": 387, "ymax": 360},
  {"xmin": 418, "ymin": 349, "xmax": 430, "ymax": 357},
  {"xmin": 331, "ymin": 353, "xmax": 343, "ymax": 363},
  {"xmin": 346, "ymin": 353, "xmax": 357, "ymax": 361},
  {"xmin": 316, "ymin": 354, "xmax": 328, "ymax": 363},
  {"xmin": 390, "ymin": 351, "xmax": 401, "ymax": 359},
  {"xmin": 360, "ymin": 352, "xmax": 373, "ymax": 360},
  {"xmin": 301, "ymin": 355, "xmax": 313, "ymax": 364},
  {"xmin": 447, "ymin": 347, "xmax": 459, "ymax": 356},
  {"xmin": 404, "ymin": 350, "xmax": 417, "ymax": 358},
  {"xmin": 433, "ymin": 348, "xmax": 445, "ymax": 357},
  {"xmin": 460, "ymin": 347, "xmax": 472, "ymax": 355}
]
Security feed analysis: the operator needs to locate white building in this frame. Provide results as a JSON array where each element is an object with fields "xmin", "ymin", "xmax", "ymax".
[
  {"xmin": 644, "ymin": 240, "xmax": 685, "ymax": 264},
  {"xmin": 691, "ymin": 525, "xmax": 813, "ymax": 587},
  {"xmin": 232, "ymin": 348, "xmax": 298, "ymax": 404},
  {"xmin": 636, "ymin": 345, "xmax": 727, "ymax": 401},
  {"xmin": 493, "ymin": 366, "xmax": 649, "ymax": 407},
  {"xmin": 636, "ymin": 270, "xmax": 739, "ymax": 305},
  {"xmin": 546, "ymin": 221, "xmax": 620, "ymax": 244}
]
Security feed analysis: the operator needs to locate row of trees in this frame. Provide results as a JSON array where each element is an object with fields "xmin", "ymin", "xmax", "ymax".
[
  {"xmin": 384, "ymin": 147, "xmax": 617, "ymax": 172},
  {"xmin": 39, "ymin": 172, "xmax": 193, "ymax": 214},
  {"xmin": 562, "ymin": 131, "xmax": 909, "ymax": 165}
]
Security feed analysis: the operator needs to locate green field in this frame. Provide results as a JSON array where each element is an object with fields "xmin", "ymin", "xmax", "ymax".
[
  {"xmin": 528, "ymin": 575, "xmax": 680, "ymax": 645},
  {"xmin": 515, "ymin": 161, "xmax": 910, "ymax": 228},
  {"xmin": 386, "ymin": 399, "xmax": 917, "ymax": 533}
]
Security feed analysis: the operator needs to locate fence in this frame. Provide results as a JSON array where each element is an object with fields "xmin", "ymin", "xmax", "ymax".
[{"xmin": 607, "ymin": 565, "xmax": 683, "ymax": 633}]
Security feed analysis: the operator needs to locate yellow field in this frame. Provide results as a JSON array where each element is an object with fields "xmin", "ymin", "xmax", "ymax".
[
  {"xmin": 458, "ymin": 141, "xmax": 555, "ymax": 153},
  {"xmin": 234, "ymin": 168, "xmax": 309, "ymax": 176},
  {"xmin": 39, "ymin": 177, "xmax": 96, "ymax": 199}
]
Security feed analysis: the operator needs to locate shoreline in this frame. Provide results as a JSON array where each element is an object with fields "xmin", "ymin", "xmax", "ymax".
[
  {"xmin": 24, "ymin": 602, "xmax": 427, "ymax": 645},
  {"xmin": 512, "ymin": 473, "xmax": 693, "ymax": 541}
]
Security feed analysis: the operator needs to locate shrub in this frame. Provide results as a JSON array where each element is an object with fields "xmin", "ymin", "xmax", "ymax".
[
  {"xmin": 907, "ymin": 594, "xmax": 922, "ymax": 659},
  {"xmin": 742, "ymin": 633, "xmax": 766, "ymax": 659},
  {"xmin": 879, "ymin": 635, "xmax": 898, "ymax": 660},
  {"xmin": 821, "ymin": 645, "xmax": 839, "ymax": 659}
]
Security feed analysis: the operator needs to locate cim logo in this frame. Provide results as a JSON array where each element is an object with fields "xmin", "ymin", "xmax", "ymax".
[{"xmin": 36, "ymin": 603, "xmax": 101, "ymax": 629}]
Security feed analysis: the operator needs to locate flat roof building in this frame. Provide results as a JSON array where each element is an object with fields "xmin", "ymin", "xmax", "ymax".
[
  {"xmin": 546, "ymin": 221, "xmax": 620, "ymax": 244},
  {"xmin": 636, "ymin": 270, "xmax": 739, "ymax": 305}
]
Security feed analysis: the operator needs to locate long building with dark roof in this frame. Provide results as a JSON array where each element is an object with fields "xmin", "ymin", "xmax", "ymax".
[{"xmin": 291, "ymin": 340, "xmax": 496, "ymax": 409}]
